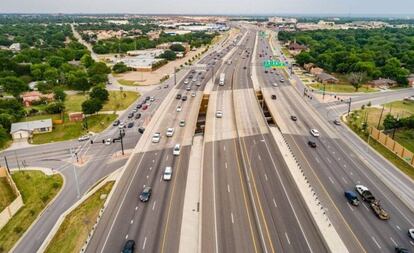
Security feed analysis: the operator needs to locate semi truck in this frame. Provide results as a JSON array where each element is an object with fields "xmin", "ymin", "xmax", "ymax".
[
  {"xmin": 219, "ymin": 73, "xmax": 225, "ymax": 86},
  {"xmin": 355, "ymin": 185, "xmax": 390, "ymax": 220}
]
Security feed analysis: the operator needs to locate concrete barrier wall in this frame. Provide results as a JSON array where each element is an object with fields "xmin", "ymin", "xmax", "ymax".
[
  {"xmin": 370, "ymin": 127, "xmax": 414, "ymax": 167},
  {"xmin": 0, "ymin": 167, "xmax": 24, "ymax": 230}
]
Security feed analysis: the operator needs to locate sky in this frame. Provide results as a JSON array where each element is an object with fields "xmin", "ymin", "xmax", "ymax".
[{"xmin": 1, "ymin": 0, "xmax": 414, "ymax": 17}]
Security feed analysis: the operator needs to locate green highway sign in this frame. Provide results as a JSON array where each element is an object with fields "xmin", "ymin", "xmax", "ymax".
[{"xmin": 263, "ymin": 60, "xmax": 287, "ymax": 69}]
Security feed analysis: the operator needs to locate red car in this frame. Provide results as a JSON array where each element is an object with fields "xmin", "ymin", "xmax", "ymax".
[{"xmin": 142, "ymin": 104, "xmax": 148, "ymax": 110}]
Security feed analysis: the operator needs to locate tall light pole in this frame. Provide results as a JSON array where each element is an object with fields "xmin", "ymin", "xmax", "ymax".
[
  {"xmin": 69, "ymin": 146, "xmax": 81, "ymax": 198},
  {"xmin": 119, "ymin": 128, "xmax": 125, "ymax": 155}
]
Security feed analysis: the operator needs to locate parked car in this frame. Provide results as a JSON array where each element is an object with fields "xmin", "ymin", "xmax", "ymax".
[
  {"xmin": 128, "ymin": 122, "xmax": 134, "ymax": 128},
  {"xmin": 310, "ymin": 129, "xmax": 320, "ymax": 137},
  {"xmin": 408, "ymin": 228, "xmax": 414, "ymax": 240},
  {"xmin": 78, "ymin": 135, "xmax": 90, "ymax": 142},
  {"xmin": 122, "ymin": 240, "xmax": 135, "ymax": 253},
  {"xmin": 105, "ymin": 138, "xmax": 112, "ymax": 145},
  {"xmin": 333, "ymin": 119, "xmax": 341, "ymax": 125},
  {"xmin": 182, "ymin": 95, "xmax": 187, "ymax": 101},
  {"xmin": 127, "ymin": 113, "xmax": 134, "ymax": 119},
  {"xmin": 308, "ymin": 140, "xmax": 317, "ymax": 148},
  {"xmin": 395, "ymin": 247, "xmax": 409, "ymax": 253},
  {"xmin": 139, "ymin": 186, "xmax": 152, "ymax": 202},
  {"xmin": 150, "ymin": 97, "xmax": 155, "ymax": 102},
  {"xmin": 186, "ymin": 86, "xmax": 191, "ymax": 91},
  {"xmin": 152, "ymin": 132, "xmax": 161, "ymax": 143},
  {"xmin": 135, "ymin": 113, "xmax": 141, "ymax": 119},
  {"xmin": 344, "ymin": 191, "xmax": 360, "ymax": 206},
  {"xmin": 136, "ymin": 104, "xmax": 142, "ymax": 109},
  {"xmin": 118, "ymin": 122, "xmax": 126, "ymax": 129},
  {"xmin": 176, "ymin": 106, "xmax": 182, "ymax": 112},
  {"xmin": 142, "ymin": 104, "xmax": 148, "ymax": 110},
  {"xmin": 112, "ymin": 120, "xmax": 120, "ymax": 126},
  {"xmin": 191, "ymin": 92, "xmax": 196, "ymax": 97}
]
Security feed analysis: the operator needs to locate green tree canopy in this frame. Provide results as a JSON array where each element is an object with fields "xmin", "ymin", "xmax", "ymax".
[
  {"xmin": 0, "ymin": 76, "xmax": 29, "ymax": 97},
  {"xmin": 81, "ymin": 98, "xmax": 103, "ymax": 115}
]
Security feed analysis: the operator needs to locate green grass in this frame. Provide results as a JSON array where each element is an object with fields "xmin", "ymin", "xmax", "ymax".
[
  {"xmin": 45, "ymin": 181, "xmax": 114, "ymax": 253},
  {"xmin": 0, "ymin": 178, "xmax": 16, "ymax": 212},
  {"xmin": 0, "ymin": 171, "xmax": 63, "ymax": 252},
  {"xmin": 64, "ymin": 94, "xmax": 87, "ymax": 113},
  {"xmin": 31, "ymin": 114, "xmax": 117, "ymax": 144},
  {"xmin": 394, "ymin": 129, "xmax": 414, "ymax": 154},
  {"xmin": 117, "ymin": 79, "xmax": 138, "ymax": 86},
  {"xmin": 310, "ymin": 82, "xmax": 376, "ymax": 93},
  {"xmin": 384, "ymin": 100, "xmax": 414, "ymax": 117},
  {"xmin": 102, "ymin": 91, "xmax": 139, "ymax": 111}
]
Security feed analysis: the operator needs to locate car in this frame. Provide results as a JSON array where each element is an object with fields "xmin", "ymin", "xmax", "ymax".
[
  {"xmin": 272, "ymin": 83, "xmax": 278, "ymax": 87},
  {"xmin": 173, "ymin": 144, "xmax": 181, "ymax": 156},
  {"xmin": 132, "ymin": 108, "xmax": 138, "ymax": 113},
  {"xmin": 176, "ymin": 106, "xmax": 182, "ymax": 112},
  {"xmin": 395, "ymin": 247, "xmax": 409, "ymax": 253},
  {"xmin": 145, "ymin": 96, "xmax": 150, "ymax": 101},
  {"xmin": 166, "ymin": 128, "xmax": 174, "ymax": 137},
  {"xmin": 333, "ymin": 119, "xmax": 341, "ymax": 125},
  {"xmin": 78, "ymin": 135, "xmax": 90, "ymax": 142},
  {"xmin": 122, "ymin": 240, "xmax": 135, "ymax": 253},
  {"xmin": 112, "ymin": 120, "xmax": 120, "ymax": 126},
  {"xmin": 136, "ymin": 104, "xmax": 142, "ymax": 109},
  {"xmin": 191, "ymin": 92, "xmax": 196, "ymax": 97},
  {"xmin": 191, "ymin": 70, "xmax": 196, "ymax": 74},
  {"xmin": 176, "ymin": 94, "xmax": 182, "ymax": 99},
  {"xmin": 264, "ymin": 70, "xmax": 268, "ymax": 74},
  {"xmin": 118, "ymin": 122, "xmax": 126, "ymax": 129},
  {"xmin": 182, "ymin": 96, "xmax": 187, "ymax": 101},
  {"xmin": 135, "ymin": 113, "xmax": 141, "ymax": 119},
  {"xmin": 344, "ymin": 191, "xmax": 360, "ymax": 206},
  {"xmin": 139, "ymin": 186, "xmax": 152, "ymax": 202},
  {"xmin": 184, "ymin": 79, "xmax": 189, "ymax": 84},
  {"xmin": 291, "ymin": 116, "xmax": 297, "ymax": 121},
  {"xmin": 128, "ymin": 122, "xmax": 134, "ymax": 128},
  {"xmin": 308, "ymin": 140, "xmax": 317, "ymax": 148},
  {"xmin": 179, "ymin": 120, "xmax": 186, "ymax": 127},
  {"xmin": 355, "ymin": 185, "xmax": 369, "ymax": 196},
  {"xmin": 142, "ymin": 104, "xmax": 148, "ymax": 110},
  {"xmin": 127, "ymin": 113, "xmax": 134, "ymax": 119},
  {"xmin": 280, "ymin": 78, "xmax": 285, "ymax": 83},
  {"xmin": 150, "ymin": 97, "xmax": 155, "ymax": 102},
  {"xmin": 271, "ymin": 94, "xmax": 277, "ymax": 100},
  {"xmin": 186, "ymin": 86, "xmax": 191, "ymax": 91},
  {"xmin": 105, "ymin": 138, "xmax": 112, "ymax": 145},
  {"xmin": 408, "ymin": 228, "xmax": 414, "ymax": 240},
  {"xmin": 243, "ymin": 66, "xmax": 247, "ymax": 69},
  {"xmin": 163, "ymin": 166, "xmax": 173, "ymax": 181},
  {"xmin": 310, "ymin": 129, "xmax": 320, "ymax": 137},
  {"xmin": 152, "ymin": 132, "xmax": 161, "ymax": 143},
  {"xmin": 216, "ymin": 110, "xmax": 223, "ymax": 118},
  {"xmin": 138, "ymin": 127, "xmax": 145, "ymax": 134},
  {"xmin": 164, "ymin": 84, "xmax": 169, "ymax": 89}
]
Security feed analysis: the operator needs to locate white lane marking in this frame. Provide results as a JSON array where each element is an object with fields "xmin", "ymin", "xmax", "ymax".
[
  {"xmin": 285, "ymin": 232, "xmax": 291, "ymax": 245},
  {"xmin": 344, "ymin": 164, "xmax": 347, "ymax": 168},
  {"xmin": 152, "ymin": 159, "xmax": 155, "ymax": 163},
  {"xmin": 346, "ymin": 202, "xmax": 354, "ymax": 211},
  {"xmin": 273, "ymin": 198, "xmax": 278, "ymax": 208},
  {"xmin": 363, "ymin": 203, "xmax": 370, "ymax": 211},
  {"xmin": 146, "ymin": 175, "xmax": 149, "ymax": 179},
  {"xmin": 332, "ymin": 151, "xmax": 335, "ymax": 155},
  {"xmin": 149, "ymin": 167, "xmax": 152, "ymax": 171},
  {"xmin": 135, "ymin": 206, "xmax": 138, "ymax": 210},
  {"xmin": 390, "ymin": 237, "xmax": 398, "ymax": 246},
  {"xmin": 223, "ymin": 146, "xmax": 226, "ymax": 151},
  {"xmin": 130, "ymin": 219, "xmax": 134, "ymax": 224},
  {"xmin": 328, "ymin": 176, "xmax": 334, "ymax": 184},
  {"xmin": 125, "ymin": 234, "xmax": 128, "ymax": 239},
  {"xmin": 338, "ymin": 157, "xmax": 340, "ymax": 161},
  {"xmin": 396, "ymin": 225, "xmax": 401, "ymax": 231},
  {"xmin": 264, "ymin": 174, "xmax": 268, "ymax": 181},
  {"xmin": 231, "ymin": 212, "xmax": 234, "ymax": 224},
  {"xmin": 155, "ymin": 153, "xmax": 157, "ymax": 156},
  {"xmin": 371, "ymin": 236, "xmax": 381, "ymax": 249},
  {"xmin": 342, "ymin": 177, "xmax": 348, "ymax": 184},
  {"xmin": 227, "ymin": 184, "xmax": 230, "ymax": 193},
  {"xmin": 142, "ymin": 236, "xmax": 147, "ymax": 249},
  {"xmin": 410, "ymin": 241, "xmax": 414, "ymax": 246},
  {"xmin": 166, "ymin": 155, "xmax": 169, "ymax": 161},
  {"xmin": 152, "ymin": 201, "xmax": 156, "ymax": 211},
  {"xmin": 327, "ymin": 158, "xmax": 332, "ymax": 163},
  {"xmin": 225, "ymin": 162, "xmax": 228, "ymax": 169},
  {"xmin": 258, "ymin": 154, "xmax": 261, "ymax": 161},
  {"xmin": 315, "ymin": 157, "xmax": 320, "ymax": 164},
  {"xmin": 160, "ymin": 175, "xmax": 162, "ymax": 182}
]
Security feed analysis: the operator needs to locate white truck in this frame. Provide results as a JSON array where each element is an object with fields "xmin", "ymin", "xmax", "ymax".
[{"xmin": 219, "ymin": 73, "xmax": 225, "ymax": 86}]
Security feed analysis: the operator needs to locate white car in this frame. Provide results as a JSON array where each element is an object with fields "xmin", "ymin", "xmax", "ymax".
[
  {"xmin": 78, "ymin": 135, "xmax": 90, "ymax": 142},
  {"xmin": 184, "ymin": 79, "xmax": 189, "ymax": 84},
  {"xmin": 176, "ymin": 106, "xmax": 182, "ymax": 112},
  {"xmin": 163, "ymin": 166, "xmax": 173, "ymax": 181},
  {"xmin": 166, "ymin": 128, "xmax": 174, "ymax": 137},
  {"xmin": 173, "ymin": 144, "xmax": 181, "ymax": 156},
  {"xmin": 152, "ymin": 133, "xmax": 161, "ymax": 143},
  {"xmin": 272, "ymin": 83, "xmax": 278, "ymax": 87},
  {"xmin": 118, "ymin": 122, "xmax": 126, "ymax": 129},
  {"xmin": 216, "ymin": 110, "xmax": 223, "ymax": 118},
  {"xmin": 191, "ymin": 92, "xmax": 196, "ymax": 97},
  {"xmin": 105, "ymin": 138, "xmax": 112, "ymax": 145},
  {"xmin": 310, "ymin": 129, "xmax": 320, "ymax": 137},
  {"xmin": 150, "ymin": 97, "xmax": 155, "ymax": 102},
  {"xmin": 355, "ymin": 185, "xmax": 369, "ymax": 195},
  {"xmin": 408, "ymin": 228, "xmax": 414, "ymax": 240}
]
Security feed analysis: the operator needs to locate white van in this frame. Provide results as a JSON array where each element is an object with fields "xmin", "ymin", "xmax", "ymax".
[
  {"xmin": 173, "ymin": 144, "xmax": 181, "ymax": 156},
  {"xmin": 163, "ymin": 166, "xmax": 172, "ymax": 181}
]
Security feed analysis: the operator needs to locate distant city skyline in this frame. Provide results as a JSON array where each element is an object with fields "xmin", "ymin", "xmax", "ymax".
[{"xmin": 1, "ymin": 0, "xmax": 414, "ymax": 17}]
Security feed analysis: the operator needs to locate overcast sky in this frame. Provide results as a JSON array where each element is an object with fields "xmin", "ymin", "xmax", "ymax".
[{"xmin": 1, "ymin": 0, "xmax": 414, "ymax": 16}]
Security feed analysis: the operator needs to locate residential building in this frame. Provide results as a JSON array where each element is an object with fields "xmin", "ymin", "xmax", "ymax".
[
  {"xmin": 10, "ymin": 119, "xmax": 52, "ymax": 140},
  {"xmin": 20, "ymin": 91, "xmax": 54, "ymax": 107},
  {"xmin": 408, "ymin": 74, "xmax": 414, "ymax": 87},
  {"xmin": 316, "ymin": 72, "xmax": 339, "ymax": 84},
  {"xmin": 368, "ymin": 78, "xmax": 397, "ymax": 88}
]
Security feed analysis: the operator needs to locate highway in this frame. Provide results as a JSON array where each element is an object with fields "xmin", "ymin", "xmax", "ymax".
[
  {"xmin": 258, "ymin": 31, "xmax": 414, "ymax": 252},
  {"xmin": 85, "ymin": 31, "xmax": 242, "ymax": 253},
  {"xmin": 201, "ymin": 28, "xmax": 327, "ymax": 253}
]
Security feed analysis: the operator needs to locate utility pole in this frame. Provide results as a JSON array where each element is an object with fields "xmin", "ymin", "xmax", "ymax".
[
  {"xmin": 347, "ymin": 97, "xmax": 352, "ymax": 115},
  {"xmin": 174, "ymin": 67, "xmax": 177, "ymax": 86},
  {"xmin": 322, "ymin": 83, "xmax": 326, "ymax": 100},
  {"xmin": 120, "ymin": 128, "xmax": 125, "ymax": 155},
  {"xmin": 69, "ymin": 146, "xmax": 81, "ymax": 198},
  {"xmin": 4, "ymin": 157, "xmax": 9, "ymax": 173},
  {"xmin": 377, "ymin": 105, "xmax": 385, "ymax": 129}
]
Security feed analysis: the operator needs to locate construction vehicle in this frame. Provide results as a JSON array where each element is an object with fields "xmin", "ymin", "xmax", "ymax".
[{"xmin": 355, "ymin": 185, "xmax": 390, "ymax": 220}]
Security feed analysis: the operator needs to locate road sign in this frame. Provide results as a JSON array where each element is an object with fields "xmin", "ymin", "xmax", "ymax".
[{"xmin": 263, "ymin": 60, "xmax": 287, "ymax": 69}]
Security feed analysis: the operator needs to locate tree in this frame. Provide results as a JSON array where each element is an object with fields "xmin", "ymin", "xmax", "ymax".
[
  {"xmin": 53, "ymin": 87, "xmax": 66, "ymax": 101},
  {"xmin": 160, "ymin": 50, "xmax": 176, "ymax": 61},
  {"xmin": 0, "ymin": 113, "xmax": 13, "ymax": 132},
  {"xmin": 347, "ymin": 72, "xmax": 366, "ymax": 91},
  {"xmin": 170, "ymin": 44, "xmax": 186, "ymax": 52},
  {"xmin": 82, "ymin": 98, "xmax": 103, "ymax": 115},
  {"xmin": 88, "ymin": 62, "xmax": 110, "ymax": 77},
  {"xmin": 112, "ymin": 62, "xmax": 131, "ymax": 73},
  {"xmin": 0, "ymin": 76, "xmax": 29, "ymax": 97},
  {"xmin": 90, "ymin": 86, "xmax": 109, "ymax": 102},
  {"xmin": 383, "ymin": 114, "xmax": 401, "ymax": 130},
  {"xmin": 45, "ymin": 101, "xmax": 65, "ymax": 114},
  {"xmin": 80, "ymin": 54, "xmax": 94, "ymax": 68},
  {"xmin": 43, "ymin": 67, "xmax": 59, "ymax": 85},
  {"xmin": 47, "ymin": 56, "xmax": 65, "ymax": 68}
]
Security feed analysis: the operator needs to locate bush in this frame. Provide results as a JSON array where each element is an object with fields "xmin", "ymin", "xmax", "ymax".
[
  {"xmin": 13, "ymin": 226, "xmax": 23, "ymax": 234},
  {"xmin": 45, "ymin": 101, "xmax": 65, "ymax": 114},
  {"xmin": 112, "ymin": 62, "xmax": 131, "ymax": 73}
]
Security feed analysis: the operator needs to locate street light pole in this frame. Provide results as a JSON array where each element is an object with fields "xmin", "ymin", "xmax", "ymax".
[
  {"xmin": 174, "ymin": 67, "xmax": 177, "ymax": 86},
  {"xmin": 69, "ymin": 146, "xmax": 81, "ymax": 198},
  {"xmin": 322, "ymin": 83, "xmax": 326, "ymax": 100},
  {"xmin": 120, "ymin": 128, "xmax": 125, "ymax": 155},
  {"xmin": 347, "ymin": 97, "xmax": 352, "ymax": 115}
]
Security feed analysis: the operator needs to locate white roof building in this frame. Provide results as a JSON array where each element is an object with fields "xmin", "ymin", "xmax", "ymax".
[{"xmin": 10, "ymin": 119, "xmax": 53, "ymax": 140}]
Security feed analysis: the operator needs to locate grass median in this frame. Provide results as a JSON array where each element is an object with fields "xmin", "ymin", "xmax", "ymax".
[
  {"xmin": 45, "ymin": 181, "xmax": 114, "ymax": 253},
  {"xmin": 0, "ymin": 178, "xmax": 16, "ymax": 212},
  {"xmin": 0, "ymin": 171, "xmax": 63, "ymax": 252}
]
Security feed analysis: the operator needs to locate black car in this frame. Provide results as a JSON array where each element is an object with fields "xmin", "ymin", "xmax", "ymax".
[
  {"xmin": 112, "ymin": 120, "xmax": 120, "ymax": 126},
  {"xmin": 182, "ymin": 96, "xmax": 187, "ymax": 101},
  {"xmin": 291, "ymin": 116, "xmax": 297, "ymax": 121},
  {"xmin": 127, "ymin": 113, "xmax": 134, "ymax": 119},
  {"xmin": 308, "ymin": 140, "xmax": 317, "ymax": 148},
  {"xmin": 265, "ymin": 70, "xmax": 268, "ymax": 74},
  {"xmin": 243, "ymin": 66, "xmax": 247, "ymax": 69},
  {"xmin": 395, "ymin": 247, "xmax": 409, "ymax": 253},
  {"xmin": 136, "ymin": 104, "xmax": 142, "ymax": 109},
  {"xmin": 176, "ymin": 94, "xmax": 182, "ymax": 99},
  {"xmin": 138, "ymin": 127, "xmax": 145, "ymax": 134},
  {"xmin": 145, "ymin": 96, "xmax": 150, "ymax": 101},
  {"xmin": 271, "ymin": 94, "xmax": 277, "ymax": 100},
  {"xmin": 139, "ymin": 186, "xmax": 152, "ymax": 202},
  {"xmin": 127, "ymin": 122, "xmax": 134, "ymax": 128},
  {"xmin": 135, "ymin": 113, "xmax": 141, "ymax": 119},
  {"xmin": 122, "ymin": 240, "xmax": 135, "ymax": 253}
]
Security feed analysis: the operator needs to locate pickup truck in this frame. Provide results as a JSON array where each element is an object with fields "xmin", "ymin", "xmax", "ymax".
[{"xmin": 355, "ymin": 185, "xmax": 390, "ymax": 220}]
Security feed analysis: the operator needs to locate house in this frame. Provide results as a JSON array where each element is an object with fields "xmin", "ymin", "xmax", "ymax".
[
  {"xmin": 304, "ymin": 63, "xmax": 316, "ymax": 72},
  {"xmin": 368, "ymin": 78, "xmax": 397, "ymax": 89},
  {"xmin": 10, "ymin": 119, "xmax": 52, "ymax": 140},
  {"xmin": 69, "ymin": 112, "xmax": 84, "ymax": 122},
  {"xmin": 310, "ymin": 67, "xmax": 324, "ymax": 75},
  {"xmin": 407, "ymin": 74, "xmax": 414, "ymax": 87},
  {"xmin": 316, "ymin": 72, "xmax": 339, "ymax": 84},
  {"xmin": 20, "ymin": 91, "xmax": 54, "ymax": 107},
  {"xmin": 288, "ymin": 40, "xmax": 307, "ymax": 52},
  {"xmin": 9, "ymin": 43, "xmax": 21, "ymax": 52}
]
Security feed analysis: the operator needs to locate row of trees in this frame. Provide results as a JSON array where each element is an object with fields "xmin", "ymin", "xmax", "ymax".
[
  {"xmin": 383, "ymin": 113, "xmax": 414, "ymax": 131},
  {"xmin": 279, "ymin": 28, "xmax": 414, "ymax": 85}
]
